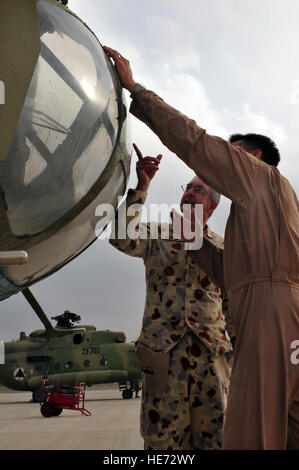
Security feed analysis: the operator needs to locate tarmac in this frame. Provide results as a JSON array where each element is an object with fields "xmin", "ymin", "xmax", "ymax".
[{"xmin": 0, "ymin": 387, "xmax": 143, "ymax": 450}]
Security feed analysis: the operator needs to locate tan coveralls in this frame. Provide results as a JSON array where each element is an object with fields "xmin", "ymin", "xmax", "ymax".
[{"xmin": 130, "ymin": 90, "xmax": 299, "ymax": 450}]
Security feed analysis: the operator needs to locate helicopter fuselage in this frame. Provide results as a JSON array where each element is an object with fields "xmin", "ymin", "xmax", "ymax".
[{"xmin": 0, "ymin": 326, "xmax": 141, "ymax": 398}]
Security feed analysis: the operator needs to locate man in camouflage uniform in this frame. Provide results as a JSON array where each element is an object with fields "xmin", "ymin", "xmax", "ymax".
[{"xmin": 109, "ymin": 144, "xmax": 233, "ymax": 450}]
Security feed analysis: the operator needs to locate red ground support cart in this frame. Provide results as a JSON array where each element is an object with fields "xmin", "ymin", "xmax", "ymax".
[{"xmin": 40, "ymin": 379, "xmax": 91, "ymax": 417}]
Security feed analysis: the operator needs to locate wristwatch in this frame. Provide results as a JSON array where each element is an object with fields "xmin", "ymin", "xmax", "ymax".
[{"xmin": 130, "ymin": 83, "xmax": 146, "ymax": 99}]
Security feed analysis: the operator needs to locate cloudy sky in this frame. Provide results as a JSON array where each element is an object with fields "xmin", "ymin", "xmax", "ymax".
[{"xmin": 1, "ymin": 0, "xmax": 299, "ymax": 342}]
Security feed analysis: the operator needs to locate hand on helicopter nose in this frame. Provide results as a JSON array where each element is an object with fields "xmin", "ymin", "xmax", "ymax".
[{"xmin": 103, "ymin": 46, "xmax": 136, "ymax": 92}]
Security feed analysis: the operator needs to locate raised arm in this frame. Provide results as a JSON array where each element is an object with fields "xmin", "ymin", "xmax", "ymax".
[
  {"xmin": 109, "ymin": 144, "xmax": 162, "ymax": 259},
  {"xmin": 104, "ymin": 46, "xmax": 268, "ymax": 204}
]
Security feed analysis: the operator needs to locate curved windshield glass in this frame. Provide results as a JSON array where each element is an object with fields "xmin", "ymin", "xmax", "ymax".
[{"xmin": 0, "ymin": 0, "xmax": 120, "ymax": 236}]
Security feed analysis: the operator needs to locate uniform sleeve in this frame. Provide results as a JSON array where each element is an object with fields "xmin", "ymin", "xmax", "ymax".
[
  {"xmin": 189, "ymin": 235, "xmax": 236, "ymax": 341},
  {"xmin": 130, "ymin": 90, "xmax": 267, "ymax": 204},
  {"xmin": 189, "ymin": 237, "xmax": 225, "ymax": 290},
  {"xmin": 109, "ymin": 188, "xmax": 151, "ymax": 260}
]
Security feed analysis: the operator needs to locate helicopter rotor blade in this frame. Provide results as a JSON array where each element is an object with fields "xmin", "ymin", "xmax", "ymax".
[
  {"xmin": 22, "ymin": 288, "xmax": 86, "ymax": 338},
  {"xmin": 22, "ymin": 288, "xmax": 54, "ymax": 332}
]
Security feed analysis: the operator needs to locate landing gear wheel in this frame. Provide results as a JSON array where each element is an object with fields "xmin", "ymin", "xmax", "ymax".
[
  {"xmin": 40, "ymin": 402, "xmax": 55, "ymax": 417},
  {"xmin": 53, "ymin": 407, "xmax": 63, "ymax": 416},
  {"xmin": 122, "ymin": 389, "xmax": 133, "ymax": 399}
]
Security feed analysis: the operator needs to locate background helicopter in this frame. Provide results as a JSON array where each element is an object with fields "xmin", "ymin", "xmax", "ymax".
[{"xmin": 0, "ymin": 289, "xmax": 141, "ymax": 402}]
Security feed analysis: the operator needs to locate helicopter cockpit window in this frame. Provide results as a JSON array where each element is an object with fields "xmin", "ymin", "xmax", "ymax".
[
  {"xmin": 73, "ymin": 333, "xmax": 85, "ymax": 345},
  {"xmin": 65, "ymin": 361, "xmax": 73, "ymax": 369},
  {"xmin": 0, "ymin": 0, "xmax": 120, "ymax": 236}
]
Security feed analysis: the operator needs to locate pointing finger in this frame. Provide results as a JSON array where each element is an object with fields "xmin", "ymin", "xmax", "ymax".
[{"xmin": 133, "ymin": 143, "xmax": 143, "ymax": 160}]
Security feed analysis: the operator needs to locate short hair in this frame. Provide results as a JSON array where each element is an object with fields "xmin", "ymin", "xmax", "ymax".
[
  {"xmin": 229, "ymin": 133, "xmax": 281, "ymax": 167},
  {"xmin": 210, "ymin": 189, "xmax": 221, "ymax": 206}
]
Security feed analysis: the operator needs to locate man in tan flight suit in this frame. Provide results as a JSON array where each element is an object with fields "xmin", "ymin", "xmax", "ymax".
[
  {"xmin": 109, "ymin": 144, "xmax": 233, "ymax": 450},
  {"xmin": 103, "ymin": 46, "xmax": 299, "ymax": 450}
]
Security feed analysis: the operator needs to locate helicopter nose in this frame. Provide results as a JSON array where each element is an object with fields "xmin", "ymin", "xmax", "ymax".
[{"xmin": 0, "ymin": 0, "xmax": 131, "ymax": 300}]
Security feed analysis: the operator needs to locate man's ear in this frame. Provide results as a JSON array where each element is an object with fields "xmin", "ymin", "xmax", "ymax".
[
  {"xmin": 207, "ymin": 200, "xmax": 218, "ymax": 218},
  {"xmin": 251, "ymin": 148, "xmax": 262, "ymax": 160},
  {"xmin": 210, "ymin": 201, "xmax": 218, "ymax": 212}
]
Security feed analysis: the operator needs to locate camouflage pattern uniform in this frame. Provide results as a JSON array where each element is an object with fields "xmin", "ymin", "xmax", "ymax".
[{"xmin": 110, "ymin": 189, "xmax": 233, "ymax": 450}]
